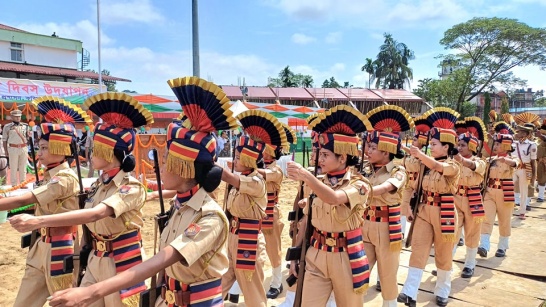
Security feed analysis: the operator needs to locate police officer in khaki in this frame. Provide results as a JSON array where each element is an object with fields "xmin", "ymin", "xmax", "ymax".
[
  {"xmin": 362, "ymin": 105, "xmax": 412, "ymax": 307},
  {"xmin": 535, "ymin": 121, "xmax": 546, "ymax": 202},
  {"xmin": 3, "ymin": 109, "xmax": 29, "ymax": 186}
]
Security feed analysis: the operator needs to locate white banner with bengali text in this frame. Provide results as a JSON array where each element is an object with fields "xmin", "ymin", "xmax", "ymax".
[{"xmin": 0, "ymin": 77, "xmax": 104, "ymax": 101}]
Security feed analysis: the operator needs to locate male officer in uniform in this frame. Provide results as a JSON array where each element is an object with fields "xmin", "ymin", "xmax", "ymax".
[
  {"xmin": 535, "ymin": 121, "xmax": 546, "ymax": 202},
  {"xmin": 2, "ymin": 109, "xmax": 29, "ymax": 187},
  {"xmin": 512, "ymin": 123, "xmax": 537, "ymax": 218}
]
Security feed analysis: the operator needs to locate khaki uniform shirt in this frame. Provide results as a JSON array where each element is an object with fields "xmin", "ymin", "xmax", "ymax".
[
  {"xmin": 421, "ymin": 159, "xmax": 460, "ymax": 195},
  {"xmin": 265, "ymin": 161, "xmax": 283, "ymax": 194},
  {"xmin": 2, "ymin": 122, "xmax": 29, "ymax": 145},
  {"xmin": 304, "ymin": 168, "xmax": 370, "ymax": 232},
  {"xmin": 226, "ymin": 170, "xmax": 266, "ymax": 219},
  {"xmin": 161, "ymin": 188, "xmax": 229, "ymax": 283},
  {"xmin": 487, "ymin": 155, "xmax": 520, "ymax": 180},
  {"xmin": 458, "ymin": 156, "xmax": 486, "ymax": 187},
  {"xmin": 404, "ymin": 155, "xmax": 421, "ymax": 190},
  {"xmin": 32, "ymin": 162, "xmax": 79, "ymax": 216},
  {"xmin": 84, "ymin": 171, "xmax": 146, "ymax": 236},
  {"xmin": 369, "ymin": 161, "xmax": 407, "ymax": 207},
  {"xmin": 512, "ymin": 139, "xmax": 537, "ymax": 163},
  {"xmin": 538, "ymin": 139, "xmax": 546, "ymax": 163}
]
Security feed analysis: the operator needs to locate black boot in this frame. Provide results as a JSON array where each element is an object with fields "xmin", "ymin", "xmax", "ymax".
[
  {"xmin": 266, "ymin": 284, "xmax": 284, "ymax": 299},
  {"xmin": 397, "ymin": 293, "xmax": 417, "ymax": 307},
  {"xmin": 436, "ymin": 296, "xmax": 449, "ymax": 306},
  {"xmin": 461, "ymin": 267, "xmax": 474, "ymax": 278},
  {"xmin": 225, "ymin": 294, "xmax": 239, "ymax": 303},
  {"xmin": 477, "ymin": 247, "xmax": 487, "ymax": 258},
  {"xmin": 495, "ymin": 249, "xmax": 506, "ymax": 257},
  {"xmin": 375, "ymin": 280, "xmax": 381, "ymax": 292}
]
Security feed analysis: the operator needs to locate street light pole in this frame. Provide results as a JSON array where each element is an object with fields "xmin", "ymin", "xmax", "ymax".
[
  {"xmin": 97, "ymin": 0, "xmax": 103, "ymax": 93},
  {"xmin": 192, "ymin": 0, "xmax": 200, "ymax": 77}
]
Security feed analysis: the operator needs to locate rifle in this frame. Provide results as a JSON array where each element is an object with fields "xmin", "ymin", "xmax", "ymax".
[
  {"xmin": 223, "ymin": 140, "xmax": 237, "ymax": 221},
  {"xmin": 405, "ymin": 134, "xmax": 431, "ymax": 248},
  {"xmin": 140, "ymin": 149, "xmax": 168, "ymax": 307},
  {"xmin": 285, "ymin": 148, "xmax": 304, "ymax": 287},
  {"xmin": 302, "ymin": 142, "xmax": 306, "ymax": 169},
  {"xmin": 62, "ymin": 141, "xmax": 92, "ymax": 285},
  {"xmin": 359, "ymin": 132, "xmax": 367, "ymax": 173},
  {"xmin": 293, "ymin": 146, "xmax": 320, "ymax": 306},
  {"xmin": 20, "ymin": 136, "xmax": 41, "ymax": 249}
]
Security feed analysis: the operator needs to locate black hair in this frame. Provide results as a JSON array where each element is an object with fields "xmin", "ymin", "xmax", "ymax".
[
  {"xmin": 114, "ymin": 149, "xmax": 136, "ymax": 172},
  {"xmin": 256, "ymin": 159, "xmax": 265, "ymax": 169},
  {"xmin": 335, "ymin": 153, "xmax": 359, "ymax": 166},
  {"xmin": 274, "ymin": 147, "xmax": 283, "ymax": 160},
  {"xmin": 194, "ymin": 162, "xmax": 223, "ymax": 192},
  {"xmin": 440, "ymin": 142, "xmax": 459, "ymax": 156}
]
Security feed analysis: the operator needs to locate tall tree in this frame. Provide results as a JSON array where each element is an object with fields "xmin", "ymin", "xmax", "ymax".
[
  {"xmin": 501, "ymin": 96, "xmax": 510, "ymax": 114},
  {"xmin": 87, "ymin": 69, "xmax": 117, "ymax": 91},
  {"xmin": 483, "ymin": 92, "xmax": 492, "ymax": 125},
  {"xmin": 361, "ymin": 58, "xmax": 376, "ymax": 88},
  {"xmin": 301, "ymin": 75, "xmax": 314, "ymax": 88},
  {"xmin": 372, "ymin": 33, "xmax": 415, "ymax": 89},
  {"xmin": 439, "ymin": 17, "xmax": 546, "ymax": 112},
  {"xmin": 279, "ymin": 66, "xmax": 296, "ymax": 87}
]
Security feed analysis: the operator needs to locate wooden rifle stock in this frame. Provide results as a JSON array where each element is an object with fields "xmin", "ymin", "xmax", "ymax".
[
  {"xmin": 139, "ymin": 149, "xmax": 168, "ymax": 306},
  {"xmin": 481, "ymin": 138, "xmax": 496, "ymax": 194},
  {"xmin": 293, "ymin": 146, "xmax": 320, "ymax": 306},
  {"xmin": 405, "ymin": 134, "xmax": 430, "ymax": 248}
]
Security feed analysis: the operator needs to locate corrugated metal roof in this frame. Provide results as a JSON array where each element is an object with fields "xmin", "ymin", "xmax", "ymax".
[
  {"xmin": 0, "ymin": 24, "xmax": 27, "ymax": 33},
  {"xmin": 0, "ymin": 61, "xmax": 131, "ymax": 82}
]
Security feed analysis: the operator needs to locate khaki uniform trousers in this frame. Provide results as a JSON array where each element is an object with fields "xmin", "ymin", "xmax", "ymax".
[
  {"xmin": 301, "ymin": 246, "xmax": 363, "ymax": 307},
  {"xmin": 401, "ymin": 186, "xmax": 414, "ymax": 217},
  {"xmin": 263, "ymin": 206, "xmax": 285, "ymax": 268},
  {"xmin": 454, "ymin": 194, "xmax": 481, "ymax": 248},
  {"xmin": 538, "ymin": 161, "xmax": 546, "ymax": 186},
  {"xmin": 221, "ymin": 232, "xmax": 267, "ymax": 307},
  {"xmin": 409, "ymin": 204, "xmax": 457, "ymax": 271},
  {"xmin": 80, "ymin": 253, "xmax": 126, "ymax": 307},
  {"xmin": 362, "ymin": 221, "xmax": 400, "ymax": 301},
  {"xmin": 14, "ymin": 239, "xmax": 70, "ymax": 307},
  {"xmin": 8, "ymin": 146, "xmax": 27, "ymax": 186},
  {"xmin": 481, "ymin": 188, "xmax": 514, "ymax": 237}
]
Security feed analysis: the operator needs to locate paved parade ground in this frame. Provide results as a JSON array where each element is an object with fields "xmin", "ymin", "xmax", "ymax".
[{"xmin": 0, "ymin": 177, "xmax": 545, "ymax": 306}]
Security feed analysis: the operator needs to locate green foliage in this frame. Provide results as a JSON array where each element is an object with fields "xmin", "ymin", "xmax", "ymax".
[
  {"xmin": 268, "ymin": 66, "xmax": 313, "ymax": 88},
  {"xmin": 413, "ymin": 69, "xmax": 469, "ymax": 111},
  {"xmin": 322, "ymin": 77, "xmax": 341, "ymax": 88},
  {"xmin": 369, "ymin": 33, "xmax": 415, "ymax": 89},
  {"xmin": 86, "ymin": 69, "xmax": 117, "ymax": 91},
  {"xmin": 483, "ymin": 92, "xmax": 491, "ymax": 125},
  {"xmin": 460, "ymin": 101, "xmax": 477, "ymax": 119},
  {"xmin": 501, "ymin": 96, "xmax": 510, "ymax": 114},
  {"xmin": 439, "ymin": 17, "xmax": 546, "ymax": 111},
  {"xmin": 535, "ymin": 97, "xmax": 546, "ymax": 107}
]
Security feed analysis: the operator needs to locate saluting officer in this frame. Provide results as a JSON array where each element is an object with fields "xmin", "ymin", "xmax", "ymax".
[
  {"xmin": 3, "ymin": 109, "xmax": 30, "ymax": 186},
  {"xmin": 512, "ymin": 123, "xmax": 537, "ymax": 219}
]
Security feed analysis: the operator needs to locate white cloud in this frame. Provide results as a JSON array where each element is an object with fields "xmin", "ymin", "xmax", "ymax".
[
  {"xmin": 291, "ymin": 33, "xmax": 316, "ymax": 45},
  {"xmin": 94, "ymin": 0, "xmax": 164, "ymax": 25},
  {"xmin": 15, "ymin": 21, "xmax": 115, "ymax": 46},
  {"xmin": 325, "ymin": 32, "xmax": 342, "ymax": 44},
  {"xmin": 267, "ymin": 0, "xmax": 473, "ymax": 29},
  {"xmin": 331, "ymin": 63, "xmax": 345, "ymax": 72}
]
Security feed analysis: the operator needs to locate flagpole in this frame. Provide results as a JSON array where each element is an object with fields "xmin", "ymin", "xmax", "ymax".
[
  {"xmin": 192, "ymin": 0, "xmax": 200, "ymax": 77},
  {"xmin": 97, "ymin": 0, "xmax": 103, "ymax": 93}
]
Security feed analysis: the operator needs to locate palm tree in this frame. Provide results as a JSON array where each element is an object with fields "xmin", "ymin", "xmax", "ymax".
[
  {"xmin": 279, "ymin": 66, "xmax": 296, "ymax": 87},
  {"xmin": 361, "ymin": 58, "xmax": 375, "ymax": 88},
  {"xmin": 373, "ymin": 33, "xmax": 415, "ymax": 89},
  {"xmin": 302, "ymin": 75, "xmax": 313, "ymax": 88}
]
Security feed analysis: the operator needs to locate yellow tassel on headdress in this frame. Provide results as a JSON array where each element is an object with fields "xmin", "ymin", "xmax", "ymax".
[
  {"xmin": 378, "ymin": 141, "xmax": 398, "ymax": 155},
  {"xmin": 48, "ymin": 142, "xmax": 72, "ymax": 156},
  {"xmin": 240, "ymin": 153, "xmax": 258, "ymax": 169},
  {"xmin": 440, "ymin": 133, "xmax": 456, "ymax": 146},
  {"xmin": 51, "ymin": 274, "xmax": 73, "ymax": 292},
  {"xmin": 93, "ymin": 142, "xmax": 115, "ymax": 163},
  {"xmin": 264, "ymin": 144, "xmax": 276, "ymax": 157},
  {"xmin": 167, "ymin": 154, "xmax": 196, "ymax": 179},
  {"xmin": 334, "ymin": 142, "xmax": 359, "ymax": 157}
]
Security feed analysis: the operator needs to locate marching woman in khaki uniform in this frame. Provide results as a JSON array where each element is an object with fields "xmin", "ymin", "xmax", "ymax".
[
  {"xmin": 3, "ymin": 97, "xmax": 90, "ymax": 307},
  {"xmin": 258, "ymin": 135, "xmax": 286, "ymax": 299},
  {"xmin": 536, "ymin": 120, "xmax": 546, "ymax": 202},
  {"xmin": 287, "ymin": 105, "xmax": 372, "ymax": 307},
  {"xmin": 46, "ymin": 77, "xmax": 236, "ymax": 307},
  {"xmin": 11, "ymin": 93, "xmax": 153, "ymax": 307},
  {"xmin": 220, "ymin": 109, "xmax": 287, "ymax": 307},
  {"xmin": 400, "ymin": 116, "xmax": 431, "ymax": 234},
  {"xmin": 362, "ymin": 105, "xmax": 413, "ymax": 307},
  {"xmin": 478, "ymin": 122, "xmax": 519, "ymax": 259},
  {"xmin": 451, "ymin": 117, "xmax": 487, "ymax": 278},
  {"xmin": 398, "ymin": 107, "xmax": 461, "ymax": 307}
]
